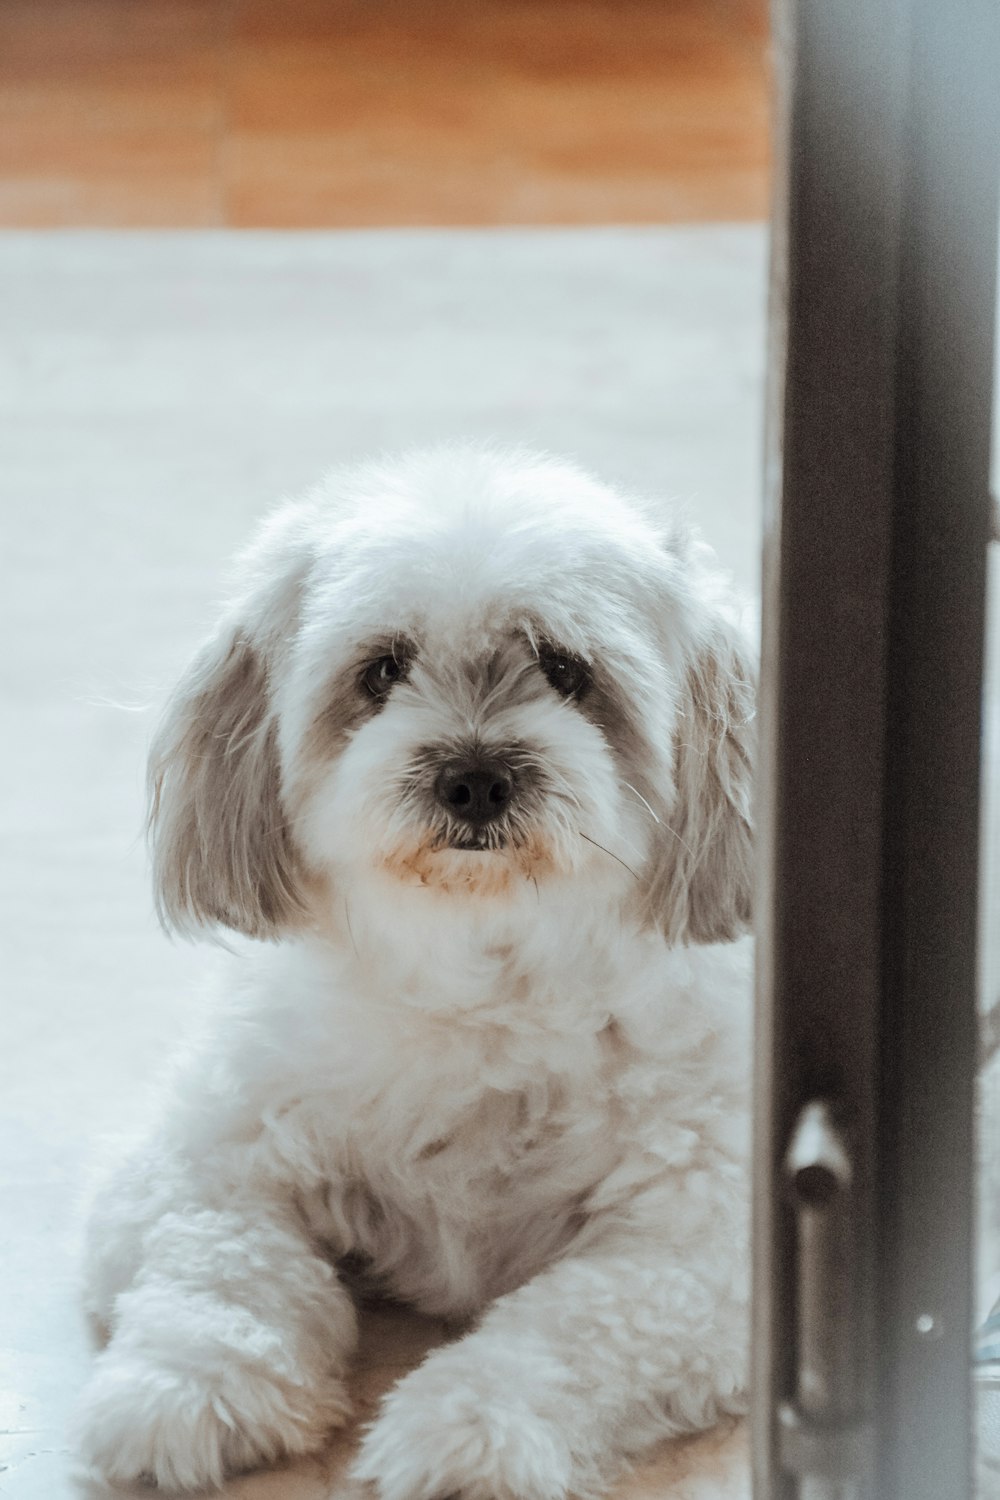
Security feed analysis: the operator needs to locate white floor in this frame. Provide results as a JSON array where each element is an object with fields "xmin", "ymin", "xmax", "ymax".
[{"xmin": 0, "ymin": 226, "xmax": 994, "ymax": 1499}]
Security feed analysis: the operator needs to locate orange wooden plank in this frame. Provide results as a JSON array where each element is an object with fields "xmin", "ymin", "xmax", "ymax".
[
  {"xmin": 223, "ymin": 0, "xmax": 770, "ymax": 225},
  {"xmin": 0, "ymin": 0, "xmax": 225, "ymax": 226},
  {"xmin": 0, "ymin": 0, "xmax": 770, "ymax": 227}
]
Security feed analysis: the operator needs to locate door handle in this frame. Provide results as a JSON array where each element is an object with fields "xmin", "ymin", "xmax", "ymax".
[{"xmin": 778, "ymin": 1101, "xmax": 872, "ymax": 1496}]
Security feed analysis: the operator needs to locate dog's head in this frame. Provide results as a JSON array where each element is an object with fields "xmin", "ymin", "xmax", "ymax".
[{"xmin": 149, "ymin": 446, "xmax": 755, "ymax": 947}]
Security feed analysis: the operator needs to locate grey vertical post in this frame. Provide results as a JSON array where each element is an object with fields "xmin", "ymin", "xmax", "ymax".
[{"xmin": 754, "ymin": 0, "xmax": 1000, "ymax": 1495}]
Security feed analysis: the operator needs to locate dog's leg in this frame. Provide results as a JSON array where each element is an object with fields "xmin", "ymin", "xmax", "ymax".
[
  {"xmin": 75, "ymin": 1158, "xmax": 358, "ymax": 1492},
  {"xmin": 352, "ymin": 1227, "xmax": 747, "ymax": 1500}
]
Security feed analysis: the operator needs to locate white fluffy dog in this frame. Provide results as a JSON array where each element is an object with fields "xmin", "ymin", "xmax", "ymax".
[{"xmin": 76, "ymin": 445, "xmax": 756, "ymax": 1498}]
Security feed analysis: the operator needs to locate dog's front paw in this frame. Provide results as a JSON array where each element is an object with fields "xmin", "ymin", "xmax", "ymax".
[
  {"xmin": 352, "ymin": 1347, "xmax": 576, "ymax": 1500},
  {"xmin": 75, "ymin": 1347, "xmax": 352, "ymax": 1491}
]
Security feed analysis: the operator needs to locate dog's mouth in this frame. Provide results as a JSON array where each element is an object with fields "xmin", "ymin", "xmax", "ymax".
[
  {"xmin": 447, "ymin": 833, "xmax": 506, "ymax": 852},
  {"xmin": 380, "ymin": 826, "xmax": 558, "ymax": 893}
]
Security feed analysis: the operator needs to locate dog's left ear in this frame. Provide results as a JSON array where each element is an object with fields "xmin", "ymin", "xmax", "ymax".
[
  {"xmin": 147, "ymin": 511, "xmax": 315, "ymax": 941},
  {"xmin": 646, "ymin": 606, "xmax": 756, "ymax": 946}
]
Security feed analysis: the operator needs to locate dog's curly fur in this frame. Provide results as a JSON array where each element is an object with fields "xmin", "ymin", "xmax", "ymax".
[{"xmin": 76, "ymin": 445, "xmax": 756, "ymax": 1499}]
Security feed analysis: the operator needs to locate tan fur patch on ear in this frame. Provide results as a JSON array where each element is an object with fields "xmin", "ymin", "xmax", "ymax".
[
  {"xmin": 648, "ymin": 630, "xmax": 756, "ymax": 946},
  {"xmin": 682, "ymin": 648, "xmax": 755, "ymax": 943},
  {"xmin": 149, "ymin": 636, "xmax": 307, "ymax": 939}
]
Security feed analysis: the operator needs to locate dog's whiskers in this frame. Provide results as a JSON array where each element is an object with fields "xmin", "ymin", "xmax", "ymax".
[
  {"xmin": 660, "ymin": 822, "xmax": 696, "ymax": 859},
  {"xmin": 543, "ymin": 770, "xmax": 584, "ymax": 811},
  {"xmin": 623, "ymin": 783, "xmax": 660, "ymax": 825},
  {"xmin": 343, "ymin": 897, "xmax": 360, "ymax": 959},
  {"xmin": 260, "ymin": 808, "xmax": 320, "ymax": 839},
  {"xmin": 579, "ymin": 832, "xmax": 641, "ymax": 883}
]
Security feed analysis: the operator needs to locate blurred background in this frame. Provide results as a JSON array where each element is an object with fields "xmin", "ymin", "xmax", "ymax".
[{"xmin": 0, "ymin": 0, "xmax": 769, "ymax": 227}]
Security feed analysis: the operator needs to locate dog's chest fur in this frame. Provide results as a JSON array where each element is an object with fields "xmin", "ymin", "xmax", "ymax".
[
  {"xmin": 295, "ymin": 1022, "xmax": 626, "ymax": 1317},
  {"xmin": 225, "ymin": 926, "xmax": 748, "ymax": 1320}
]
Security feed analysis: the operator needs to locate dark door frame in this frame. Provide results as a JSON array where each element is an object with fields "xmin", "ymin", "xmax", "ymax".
[{"xmin": 753, "ymin": 0, "xmax": 1000, "ymax": 1495}]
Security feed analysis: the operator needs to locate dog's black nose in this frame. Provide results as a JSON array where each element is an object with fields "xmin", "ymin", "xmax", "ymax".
[{"xmin": 435, "ymin": 758, "xmax": 515, "ymax": 825}]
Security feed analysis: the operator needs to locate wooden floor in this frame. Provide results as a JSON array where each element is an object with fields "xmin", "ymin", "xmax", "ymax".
[{"xmin": 0, "ymin": 0, "xmax": 769, "ymax": 227}]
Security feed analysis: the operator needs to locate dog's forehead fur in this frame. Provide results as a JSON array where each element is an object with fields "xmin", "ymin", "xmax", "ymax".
[{"xmin": 295, "ymin": 447, "xmax": 684, "ymax": 650}]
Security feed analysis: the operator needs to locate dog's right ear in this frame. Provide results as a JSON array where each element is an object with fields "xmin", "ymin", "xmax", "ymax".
[
  {"xmin": 148, "ymin": 519, "xmax": 314, "ymax": 941},
  {"xmin": 640, "ymin": 527, "xmax": 757, "ymax": 947}
]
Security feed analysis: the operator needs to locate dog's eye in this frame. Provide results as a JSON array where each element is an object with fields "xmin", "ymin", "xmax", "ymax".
[
  {"xmin": 537, "ymin": 647, "xmax": 591, "ymax": 699},
  {"xmin": 363, "ymin": 654, "xmax": 409, "ymax": 697}
]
